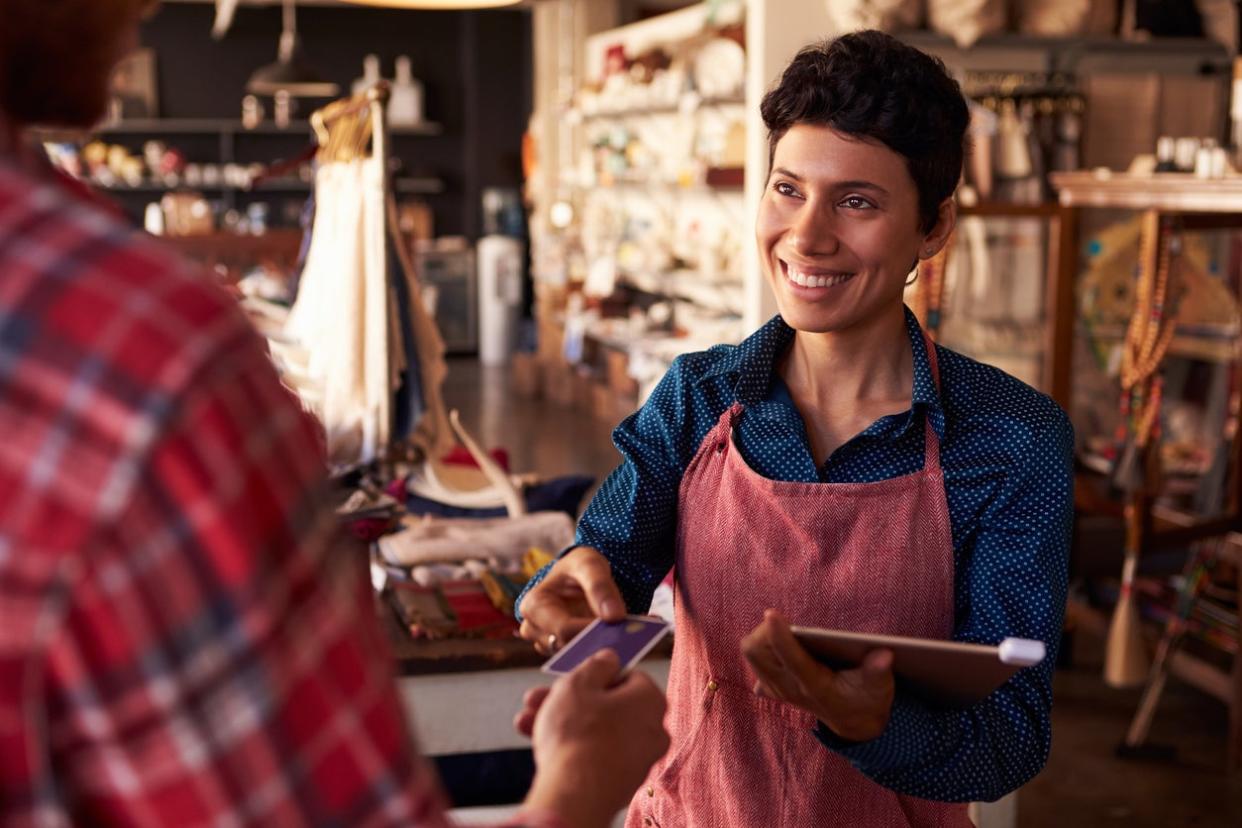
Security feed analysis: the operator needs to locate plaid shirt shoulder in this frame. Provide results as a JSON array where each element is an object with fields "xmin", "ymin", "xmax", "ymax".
[{"xmin": 0, "ymin": 164, "xmax": 558, "ymax": 828}]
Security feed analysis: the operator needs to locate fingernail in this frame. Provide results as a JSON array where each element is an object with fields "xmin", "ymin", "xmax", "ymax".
[{"xmin": 602, "ymin": 599, "xmax": 623, "ymax": 618}]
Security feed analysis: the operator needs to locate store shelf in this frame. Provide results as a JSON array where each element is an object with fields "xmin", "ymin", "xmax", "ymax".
[
  {"xmin": 92, "ymin": 175, "xmax": 444, "ymax": 196},
  {"xmin": 1052, "ymin": 171, "xmax": 1242, "ymax": 214},
  {"xmin": 598, "ymin": 167, "xmax": 744, "ymax": 192},
  {"xmin": 91, "ymin": 118, "xmax": 444, "ymax": 137},
  {"xmin": 580, "ymin": 95, "xmax": 745, "ymax": 121},
  {"xmin": 394, "ymin": 177, "xmax": 446, "ymax": 195},
  {"xmin": 93, "ymin": 180, "xmax": 307, "ymax": 194},
  {"xmin": 897, "ymin": 31, "xmax": 1228, "ymax": 75},
  {"xmin": 620, "ymin": 268, "xmax": 743, "ymax": 314}
]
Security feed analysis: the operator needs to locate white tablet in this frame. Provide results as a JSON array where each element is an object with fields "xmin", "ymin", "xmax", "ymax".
[{"xmin": 791, "ymin": 627, "xmax": 1045, "ymax": 708}]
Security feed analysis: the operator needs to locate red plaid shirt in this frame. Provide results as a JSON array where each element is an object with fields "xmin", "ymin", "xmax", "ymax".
[{"xmin": 0, "ymin": 159, "xmax": 559, "ymax": 827}]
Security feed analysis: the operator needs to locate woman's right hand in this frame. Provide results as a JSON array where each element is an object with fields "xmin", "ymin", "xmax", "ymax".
[{"xmin": 518, "ymin": 546, "xmax": 626, "ymax": 655}]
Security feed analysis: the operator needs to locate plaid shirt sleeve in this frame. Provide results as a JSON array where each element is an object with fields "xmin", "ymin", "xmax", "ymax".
[{"xmin": 0, "ymin": 164, "xmax": 561, "ymax": 827}]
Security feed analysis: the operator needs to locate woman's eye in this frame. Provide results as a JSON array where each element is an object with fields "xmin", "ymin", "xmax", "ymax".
[
  {"xmin": 774, "ymin": 182, "xmax": 800, "ymax": 198},
  {"xmin": 841, "ymin": 196, "xmax": 874, "ymax": 210}
]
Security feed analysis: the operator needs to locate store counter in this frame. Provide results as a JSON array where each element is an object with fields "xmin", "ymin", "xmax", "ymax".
[{"xmin": 385, "ymin": 609, "xmax": 671, "ymax": 756}]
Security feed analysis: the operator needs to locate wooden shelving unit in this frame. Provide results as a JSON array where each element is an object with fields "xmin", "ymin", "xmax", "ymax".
[{"xmin": 1051, "ymin": 170, "xmax": 1242, "ymax": 772}]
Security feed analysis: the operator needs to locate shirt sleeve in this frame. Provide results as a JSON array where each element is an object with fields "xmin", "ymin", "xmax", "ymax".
[
  {"xmin": 517, "ymin": 355, "xmax": 705, "ymax": 620},
  {"xmin": 815, "ymin": 409, "xmax": 1075, "ymax": 803},
  {"xmin": 40, "ymin": 327, "xmax": 556, "ymax": 827}
]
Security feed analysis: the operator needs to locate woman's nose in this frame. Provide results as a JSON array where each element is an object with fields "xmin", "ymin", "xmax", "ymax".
[{"xmin": 787, "ymin": 202, "xmax": 839, "ymax": 258}]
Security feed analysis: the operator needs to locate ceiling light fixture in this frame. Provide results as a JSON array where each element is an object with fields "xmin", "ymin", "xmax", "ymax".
[{"xmin": 246, "ymin": 0, "xmax": 341, "ymax": 98}]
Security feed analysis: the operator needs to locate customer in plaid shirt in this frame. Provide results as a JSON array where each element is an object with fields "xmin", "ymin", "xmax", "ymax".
[{"xmin": 0, "ymin": 3, "xmax": 669, "ymax": 826}]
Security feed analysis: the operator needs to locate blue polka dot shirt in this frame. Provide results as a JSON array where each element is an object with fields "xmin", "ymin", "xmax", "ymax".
[{"xmin": 520, "ymin": 306, "xmax": 1074, "ymax": 803}]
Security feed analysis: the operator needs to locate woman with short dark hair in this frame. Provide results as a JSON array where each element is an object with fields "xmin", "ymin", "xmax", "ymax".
[{"xmin": 520, "ymin": 30, "xmax": 1073, "ymax": 826}]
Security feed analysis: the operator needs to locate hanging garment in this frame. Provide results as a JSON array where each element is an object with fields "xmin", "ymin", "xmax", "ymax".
[
  {"xmin": 628, "ymin": 337, "xmax": 969, "ymax": 828},
  {"xmin": 388, "ymin": 194, "xmax": 454, "ymax": 461},
  {"xmin": 285, "ymin": 155, "xmax": 391, "ymax": 464},
  {"xmin": 390, "ymin": 235, "xmax": 425, "ymax": 442}
]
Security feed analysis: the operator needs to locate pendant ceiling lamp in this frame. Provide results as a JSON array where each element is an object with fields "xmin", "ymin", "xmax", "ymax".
[
  {"xmin": 247, "ymin": 0, "xmax": 340, "ymax": 98},
  {"xmin": 339, "ymin": 0, "xmax": 524, "ymax": 9}
]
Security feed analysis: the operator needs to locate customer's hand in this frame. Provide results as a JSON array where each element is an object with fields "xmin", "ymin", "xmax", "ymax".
[
  {"xmin": 742, "ymin": 609, "xmax": 895, "ymax": 743},
  {"xmin": 513, "ymin": 685, "xmax": 550, "ymax": 737},
  {"xmin": 518, "ymin": 546, "xmax": 626, "ymax": 655},
  {"xmin": 523, "ymin": 650, "xmax": 670, "ymax": 828}
]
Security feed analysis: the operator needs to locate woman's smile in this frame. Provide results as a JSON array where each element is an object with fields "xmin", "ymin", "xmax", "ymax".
[{"xmin": 779, "ymin": 258, "xmax": 859, "ymax": 292}]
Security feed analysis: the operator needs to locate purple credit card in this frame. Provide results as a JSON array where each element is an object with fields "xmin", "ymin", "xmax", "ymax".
[{"xmin": 541, "ymin": 616, "xmax": 671, "ymax": 676}]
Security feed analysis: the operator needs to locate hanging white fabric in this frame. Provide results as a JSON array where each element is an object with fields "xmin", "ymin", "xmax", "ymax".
[{"xmin": 285, "ymin": 153, "xmax": 392, "ymax": 464}]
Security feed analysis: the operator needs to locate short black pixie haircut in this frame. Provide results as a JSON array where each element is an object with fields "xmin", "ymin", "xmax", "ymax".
[{"xmin": 760, "ymin": 31, "xmax": 970, "ymax": 234}]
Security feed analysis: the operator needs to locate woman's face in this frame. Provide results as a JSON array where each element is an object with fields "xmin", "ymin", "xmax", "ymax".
[{"xmin": 756, "ymin": 124, "xmax": 952, "ymax": 335}]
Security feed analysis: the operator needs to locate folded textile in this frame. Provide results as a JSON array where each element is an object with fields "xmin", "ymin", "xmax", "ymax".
[
  {"xmin": 389, "ymin": 582, "xmax": 457, "ymax": 640},
  {"xmin": 439, "ymin": 580, "xmax": 518, "ymax": 639},
  {"xmin": 522, "ymin": 547, "xmax": 555, "ymax": 581},
  {"xmin": 377, "ymin": 511, "xmax": 576, "ymax": 566},
  {"xmin": 404, "ymin": 474, "xmax": 595, "ymax": 520},
  {"xmin": 479, "ymin": 569, "xmax": 527, "ymax": 617}
]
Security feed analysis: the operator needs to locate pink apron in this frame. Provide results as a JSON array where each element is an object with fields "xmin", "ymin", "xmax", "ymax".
[{"xmin": 627, "ymin": 336, "xmax": 972, "ymax": 827}]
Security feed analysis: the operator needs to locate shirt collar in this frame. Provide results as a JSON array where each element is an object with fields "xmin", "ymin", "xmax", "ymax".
[{"xmin": 703, "ymin": 306, "xmax": 944, "ymax": 437}]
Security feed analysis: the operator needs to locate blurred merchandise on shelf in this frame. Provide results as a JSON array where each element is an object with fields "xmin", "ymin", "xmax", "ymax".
[
  {"xmin": 825, "ymin": 0, "xmax": 922, "ymax": 35},
  {"xmin": 389, "ymin": 56, "xmax": 426, "ymax": 128},
  {"xmin": 937, "ymin": 215, "xmax": 1048, "ymax": 389},
  {"xmin": 417, "ymin": 241, "xmax": 478, "ymax": 353},
  {"xmin": 1083, "ymin": 72, "xmax": 1225, "ymax": 175},
  {"xmin": 814, "ymin": 0, "xmax": 1222, "ymax": 46},
  {"xmin": 157, "ymin": 191, "xmax": 214, "ymax": 237},
  {"xmin": 961, "ymin": 71, "xmax": 1084, "ymax": 204},
  {"xmin": 927, "ymin": 0, "xmax": 1006, "ymax": 48}
]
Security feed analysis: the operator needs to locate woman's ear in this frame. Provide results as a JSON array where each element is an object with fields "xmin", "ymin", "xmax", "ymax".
[{"xmin": 917, "ymin": 197, "xmax": 957, "ymax": 261}]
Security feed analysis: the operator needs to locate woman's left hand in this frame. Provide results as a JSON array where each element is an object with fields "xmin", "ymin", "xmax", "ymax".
[{"xmin": 741, "ymin": 609, "xmax": 895, "ymax": 743}]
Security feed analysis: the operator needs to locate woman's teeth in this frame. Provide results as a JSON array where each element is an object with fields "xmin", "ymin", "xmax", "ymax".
[{"xmin": 786, "ymin": 266, "xmax": 853, "ymax": 288}]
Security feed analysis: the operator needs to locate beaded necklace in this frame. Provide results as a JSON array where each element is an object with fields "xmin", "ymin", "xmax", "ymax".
[{"xmin": 1120, "ymin": 213, "xmax": 1181, "ymax": 449}]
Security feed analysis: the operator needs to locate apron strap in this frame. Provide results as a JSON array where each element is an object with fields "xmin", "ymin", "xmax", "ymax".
[
  {"xmin": 921, "ymin": 332, "xmax": 943, "ymax": 475},
  {"xmin": 703, "ymin": 402, "xmax": 743, "ymax": 452}
]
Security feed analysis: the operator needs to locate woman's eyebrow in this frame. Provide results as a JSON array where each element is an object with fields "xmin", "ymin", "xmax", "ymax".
[{"xmin": 833, "ymin": 180, "xmax": 891, "ymax": 196}]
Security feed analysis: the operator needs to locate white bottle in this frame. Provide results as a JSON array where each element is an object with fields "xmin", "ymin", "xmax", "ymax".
[
  {"xmin": 352, "ymin": 54, "xmax": 381, "ymax": 97},
  {"xmin": 389, "ymin": 55, "xmax": 424, "ymax": 127}
]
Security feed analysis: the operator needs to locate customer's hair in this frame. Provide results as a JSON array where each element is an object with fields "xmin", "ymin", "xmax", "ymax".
[{"xmin": 760, "ymin": 31, "xmax": 969, "ymax": 233}]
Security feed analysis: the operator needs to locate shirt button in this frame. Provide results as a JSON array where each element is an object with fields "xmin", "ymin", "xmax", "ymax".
[
  {"xmin": 647, "ymin": 786, "xmax": 655, "ymax": 797},
  {"xmin": 707, "ymin": 679, "xmax": 718, "ymax": 692}
]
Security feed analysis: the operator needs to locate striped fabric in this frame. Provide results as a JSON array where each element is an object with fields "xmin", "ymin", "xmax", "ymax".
[{"xmin": 0, "ymin": 160, "xmax": 555, "ymax": 828}]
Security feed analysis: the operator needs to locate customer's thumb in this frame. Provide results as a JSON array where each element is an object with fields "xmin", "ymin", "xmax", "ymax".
[{"xmin": 568, "ymin": 649, "xmax": 622, "ymax": 690}]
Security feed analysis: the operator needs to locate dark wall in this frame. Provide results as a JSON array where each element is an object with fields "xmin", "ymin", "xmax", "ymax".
[{"xmin": 138, "ymin": 2, "xmax": 531, "ymax": 238}]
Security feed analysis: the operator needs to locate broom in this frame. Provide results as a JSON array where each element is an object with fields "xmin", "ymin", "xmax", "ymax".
[{"xmin": 1104, "ymin": 505, "xmax": 1150, "ymax": 687}]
